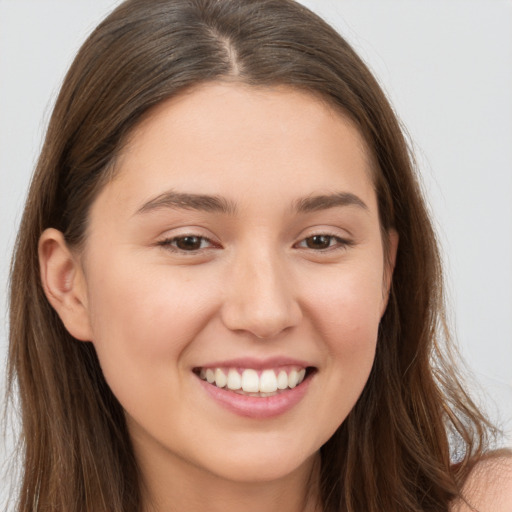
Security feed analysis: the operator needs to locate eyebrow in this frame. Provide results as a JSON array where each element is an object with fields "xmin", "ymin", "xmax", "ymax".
[
  {"xmin": 135, "ymin": 190, "xmax": 368, "ymax": 216},
  {"xmin": 136, "ymin": 191, "xmax": 237, "ymax": 215},
  {"xmin": 293, "ymin": 192, "xmax": 368, "ymax": 213}
]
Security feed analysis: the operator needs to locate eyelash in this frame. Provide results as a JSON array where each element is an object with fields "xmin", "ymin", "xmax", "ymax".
[
  {"xmin": 157, "ymin": 235, "xmax": 218, "ymax": 253},
  {"xmin": 157, "ymin": 233, "xmax": 352, "ymax": 254},
  {"xmin": 294, "ymin": 234, "xmax": 353, "ymax": 251}
]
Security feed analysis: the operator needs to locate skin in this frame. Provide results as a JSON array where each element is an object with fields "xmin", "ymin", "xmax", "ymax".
[
  {"xmin": 40, "ymin": 82, "xmax": 398, "ymax": 511},
  {"xmin": 451, "ymin": 452, "xmax": 512, "ymax": 512}
]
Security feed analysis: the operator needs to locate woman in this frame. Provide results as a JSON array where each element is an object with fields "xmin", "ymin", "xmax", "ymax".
[{"xmin": 6, "ymin": 0, "xmax": 511, "ymax": 510}]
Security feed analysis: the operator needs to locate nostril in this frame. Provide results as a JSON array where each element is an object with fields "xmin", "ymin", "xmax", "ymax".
[{"xmin": 219, "ymin": 270, "xmax": 302, "ymax": 338}]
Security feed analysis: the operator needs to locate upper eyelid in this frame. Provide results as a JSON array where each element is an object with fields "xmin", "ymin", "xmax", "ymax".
[
  {"xmin": 156, "ymin": 226, "xmax": 219, "ymax": 243},
  {"xmin": 157, "ymin": 234, "xmax": 352, "ymax": 252},
  {"xmin": 158, "ymin": 234, "xmax": 217, "ymax": 245},
  {"xmin": 294, "ymin": 234, "xmax": 353, "ymax": 249},
  {"xmin": 155, "ymin": 226, "xmax": 354, "ymax": 247},
  {"xmin": 294, "ymin": 227, "xmax": 353, "ymax": 242}
]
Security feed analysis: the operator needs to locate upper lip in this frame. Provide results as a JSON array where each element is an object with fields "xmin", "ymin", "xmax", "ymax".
[{"xmin": 194, "ymin": 356, "xmax": 314, "ymax": 370}]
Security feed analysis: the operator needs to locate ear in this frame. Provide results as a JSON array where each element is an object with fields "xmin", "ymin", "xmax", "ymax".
[
  {"xmin": 38, "ymin": 228, "xmax": 93, "ymax": 341},
  {"xmin": 381, "ymin": 228, "xmax": 399, "ymax": 316}
]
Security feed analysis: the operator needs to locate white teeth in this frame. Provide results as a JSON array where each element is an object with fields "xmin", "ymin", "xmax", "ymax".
[
  {"xmin": 215, "ymin": 368, "xmax": 227, "ymax": 388},
  {"xmin": 199, "ymin": 366, "xmax": 309, "ymax": 393},
  {"xmin": 241, "ymin": 369, "xmax": 259, "ymax": 393},
  {"xmin": 288, "ymin": 369, "xmax": 299, "ymax": 388},
  {"xmin": 227, "ymin": 368, "xmax": 242, "ymax": 390},
  {"xmin": 260, "ymin": 369, "xmax": 278, "ymax": 393},
  {"xmin": 277, "ymin": 370, "xmax": 288, "ymax": 390}
]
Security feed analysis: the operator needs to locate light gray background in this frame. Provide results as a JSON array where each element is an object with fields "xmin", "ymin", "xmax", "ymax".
[{"xmin": 1, "ymin": 0, "xmax": 511, "ymax": 504}]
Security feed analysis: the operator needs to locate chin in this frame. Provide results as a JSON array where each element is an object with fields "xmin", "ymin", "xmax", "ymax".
[
  {"xmin": 203, "ymin": 451, "xmax": 317, "ymax": 484},
  {"xmin": 189, "ymin": 432, "xmax": 321, "ymax": 485}
]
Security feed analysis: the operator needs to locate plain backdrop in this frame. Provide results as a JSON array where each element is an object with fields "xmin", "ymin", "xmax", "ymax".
[{"xmin": 1, "ymin": 0, "xmax": 511, "ymax": 504}]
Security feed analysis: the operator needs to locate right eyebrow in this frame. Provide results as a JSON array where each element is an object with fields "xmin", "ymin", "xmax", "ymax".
[{"xmin": 135, "ymin": 190, "xmax": 237, "ymax": 216}]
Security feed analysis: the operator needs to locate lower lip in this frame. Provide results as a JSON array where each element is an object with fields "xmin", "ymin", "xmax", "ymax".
[{"xmin": 197, "ymin": 375, "xmax": 312, "ymax": 419}]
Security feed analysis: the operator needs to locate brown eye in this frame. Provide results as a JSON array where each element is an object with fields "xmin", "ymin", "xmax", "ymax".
[
  {"xmin": 295, "ymin": 234, "xmax": 352, "ymax": 253},
  {"xmin": 175, "ymin": 236, "xmax": 203, "ymax": 250},
  {"xmin": 159, "ymin": 235, "xmax": 214, "ymax": 252},
  {"xmin": 304, "ymin": 235, "xmax": 335, "ymax": 250}
]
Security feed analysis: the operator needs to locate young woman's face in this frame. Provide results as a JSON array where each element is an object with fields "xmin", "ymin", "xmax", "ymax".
[{"xmin": 78, "ymin": 83, "xmax": 395, "ymax": 485}]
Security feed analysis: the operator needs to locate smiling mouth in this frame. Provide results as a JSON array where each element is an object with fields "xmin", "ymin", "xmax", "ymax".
[{"xmin": 193, "ymin": 366, "xmax": 315, "ymax": 397}]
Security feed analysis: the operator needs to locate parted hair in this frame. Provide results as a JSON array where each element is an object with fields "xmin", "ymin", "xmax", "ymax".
[{"xmin": 7, "ymin": 0, "xmax": 493, "ymax": 510}]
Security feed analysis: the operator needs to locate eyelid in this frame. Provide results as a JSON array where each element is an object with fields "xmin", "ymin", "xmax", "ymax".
[
  {"xmin": 154, "ymin": 226, "xmax": 354, "ymax": 255},
  {"xmin": 160, "ymin": 235, "xmax": 213, "ymax": 249},
  {"xmin": 156, "ymin": 229, "xmax": 222, "ymax": 254},
  {"xmin": 294, "ymin": 234, "xmax": 353, "ymax": 251},
  {"xmin": 294, "ymin": 225, "xmax": 354, "ymax": 247}
]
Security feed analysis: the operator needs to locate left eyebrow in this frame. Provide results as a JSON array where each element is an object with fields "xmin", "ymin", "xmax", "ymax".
[{"xmin": 293, "ymin": 192, "xmax": 369, "ymax": 213}]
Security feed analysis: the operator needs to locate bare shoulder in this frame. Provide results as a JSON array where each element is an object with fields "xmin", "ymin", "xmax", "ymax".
[{"xmin": 451, "ymin": 450, "xmax": 512, "ymax": 512}]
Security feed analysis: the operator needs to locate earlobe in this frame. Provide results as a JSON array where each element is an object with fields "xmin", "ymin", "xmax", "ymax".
[{"xmin": 38, "ymin": 228, "xmax": 92, "ymax": 341}]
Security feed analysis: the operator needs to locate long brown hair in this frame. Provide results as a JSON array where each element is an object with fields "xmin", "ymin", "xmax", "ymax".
[{"xmin": 7, "ymin": 0, "xmax": 494, "ymax": 510}]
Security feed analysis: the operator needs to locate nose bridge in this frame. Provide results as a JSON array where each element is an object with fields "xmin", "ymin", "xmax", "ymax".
[{"xmin": 221, "ymin": 241, "xmax": 301, "ymax": 338}]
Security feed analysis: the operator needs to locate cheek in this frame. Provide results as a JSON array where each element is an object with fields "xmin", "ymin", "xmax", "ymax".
[
  {"xmin": 303, "ymin": 260, "xmax": 384, "ymax": 408},
  {"xmin": 295, "ymin": 268, "xmax": 383, "ymax": 446},
  {"xmin": 84, "ymin": 257, "xmax": 219, "ymax": 385},
  {"xmin": 305, "ymin": 261, "xmax": 385, "ymax": 348}
]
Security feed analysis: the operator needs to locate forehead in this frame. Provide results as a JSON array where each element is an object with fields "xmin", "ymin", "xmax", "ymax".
[
  {"xmin": 123, "ymin": 82, "xmax": 371, "ymax": 163},
  {"xmin": 97, "ymin": 82, "xmax": 377, "ymax": 218}
]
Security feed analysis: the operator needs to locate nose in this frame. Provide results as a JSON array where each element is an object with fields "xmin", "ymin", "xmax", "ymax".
[{"xmin": 220, "ymin": 246, "xmax": 302, "ymax": 339}]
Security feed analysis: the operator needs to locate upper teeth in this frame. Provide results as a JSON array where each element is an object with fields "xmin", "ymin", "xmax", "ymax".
[{"xmin": 199, "ymin": 367, "xmax": 307, "ymax": 393}]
